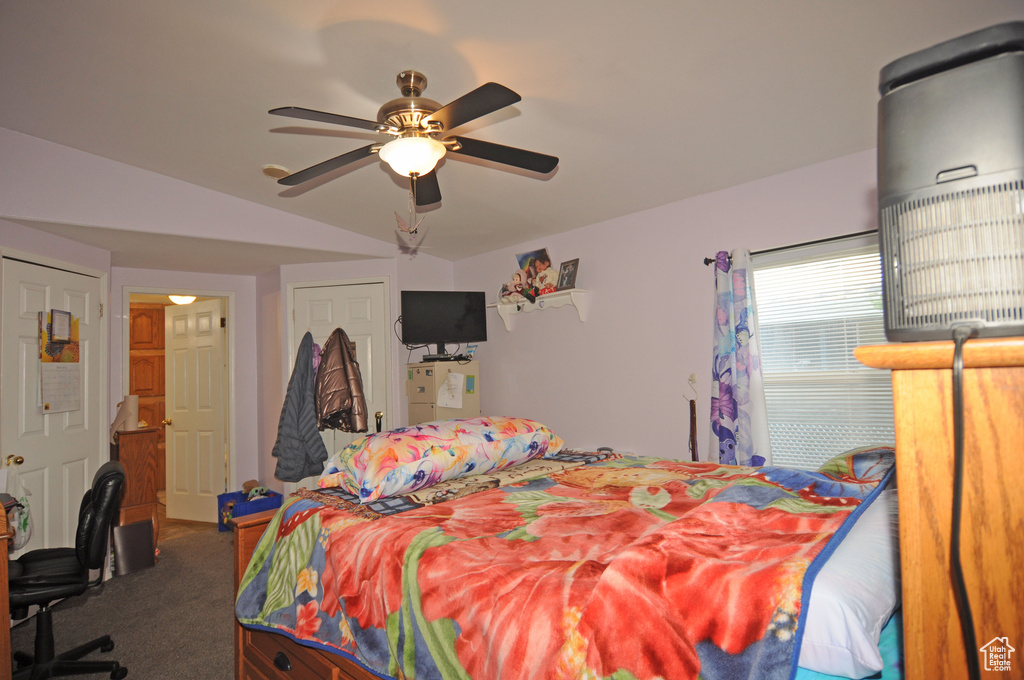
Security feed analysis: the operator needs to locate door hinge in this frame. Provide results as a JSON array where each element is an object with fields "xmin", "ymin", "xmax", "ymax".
[
  {"xmin": 99, "ymin": 302, "xmax": 104, "ymax": 318},
  {"xmin": 221, "ymin": 317, "xmax": 226, "ymax": 328}
]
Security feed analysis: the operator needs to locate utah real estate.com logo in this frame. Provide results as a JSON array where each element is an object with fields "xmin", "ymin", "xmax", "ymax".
[{"xmin": 979, "ymin": 636, "xmax": 1015, "ymax": 673}]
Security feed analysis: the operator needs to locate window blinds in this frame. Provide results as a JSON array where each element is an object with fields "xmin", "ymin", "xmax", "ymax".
[{"xmin": 753, "ymin": 237, "xmax": 895, "ymax": 469}]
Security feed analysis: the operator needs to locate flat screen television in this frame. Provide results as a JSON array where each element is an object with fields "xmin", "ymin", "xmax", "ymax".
[{"xmin": 400, "ymin": 290, "xmax": 487, "ymax": 360}]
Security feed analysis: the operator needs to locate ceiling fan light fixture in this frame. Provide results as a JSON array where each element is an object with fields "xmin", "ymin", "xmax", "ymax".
[
  {"xmin": 378, "ymin": 136, "xmax": 446, "ymax": 177},
  {"xmin": 168, "ymin": 295, "xmax": 196, "ymax": 305}
]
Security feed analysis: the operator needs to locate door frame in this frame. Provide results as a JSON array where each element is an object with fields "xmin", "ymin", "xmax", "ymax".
[
  {"xmin": 120, "ymin": 286, "xmax": 236, "ymax": 494},
  {"xmin": 0, "ymin": 246, "xmax": 109, "ymax": 466},
  {"xmin": 285, "ymin": 275, "xmax": 393, "ymax": 427}
]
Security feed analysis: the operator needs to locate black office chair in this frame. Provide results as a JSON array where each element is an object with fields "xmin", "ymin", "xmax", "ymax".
[{"xmin": 9, "ymin": 461, "xmax": 128, "ymax": 680}]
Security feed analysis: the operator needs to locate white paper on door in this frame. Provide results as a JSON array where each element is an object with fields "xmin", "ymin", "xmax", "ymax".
[{"xmin": 41, "ymin": 363, "xmax": 81, "ymax": 413}]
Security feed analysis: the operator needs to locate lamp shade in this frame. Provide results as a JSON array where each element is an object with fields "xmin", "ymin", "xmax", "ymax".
[{"xmin": 378, "ymin": 136, "xmax": 446, "ymax": 177}]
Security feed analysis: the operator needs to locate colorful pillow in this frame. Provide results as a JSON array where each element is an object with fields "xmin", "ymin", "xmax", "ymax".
[
  {"xmin": 798, "ymin": 489, "xmax": 900, "ymax": 678},
  {"xmin": 318, "ymin": 416, "xmax": 564, "ymax": 503}
]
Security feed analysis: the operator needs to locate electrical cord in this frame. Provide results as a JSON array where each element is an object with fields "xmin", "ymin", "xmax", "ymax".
[
  {"xmin": 394, "ymin": 315, "xmax": 432, "ymax": 363},
  {"xmin": 951, "ymin": 325, "xmax": 979, "ymax": 680}
]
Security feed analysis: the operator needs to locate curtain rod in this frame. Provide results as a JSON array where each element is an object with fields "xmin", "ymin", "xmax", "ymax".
[{"xmin": 702, "ymin": 229, "xmax": 878, "ymax": 266}]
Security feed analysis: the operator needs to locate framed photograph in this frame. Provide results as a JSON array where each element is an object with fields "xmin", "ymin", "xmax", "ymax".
[
  {"xmin": 557, "ymin": 258, "xmax": 579, "ymax": 290},
  {"xmin": 50, "ymin": 309, "xmax": 72, "ymax": 343}
]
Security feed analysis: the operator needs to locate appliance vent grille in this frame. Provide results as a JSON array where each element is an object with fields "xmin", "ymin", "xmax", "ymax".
[{"xmin": 880, "ymin": 179, "xmax": 1024, "ymax": 340}]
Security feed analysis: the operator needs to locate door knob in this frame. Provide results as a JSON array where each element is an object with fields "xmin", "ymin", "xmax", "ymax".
[
  {"xmin": 161, "ymin": 419, "xmax": 173, "ymax": 426},
  {"xmin": 5, "ymin": 455, "xmax": 24, "ymax": 466}
]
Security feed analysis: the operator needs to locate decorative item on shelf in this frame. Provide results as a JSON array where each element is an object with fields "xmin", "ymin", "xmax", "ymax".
[
  {"xmin": 491, "ymin": 247, "xmax": 587, "ymax": 328},
  {"xmin": 500, "ymin": 247, "xmax": 556, "ymax": 306},
  {"xmin": 499, "ymin": 270, "xmax": 529, "ymax": 304},
  {"xmin": 488, "ymin": 288, "xmax": 589, "ymax": 331},
  {"xmin": 516, "ymin": 247, "xmax": 557, "ymax": 297},
  {"xmin": 557, "ymin": 258, "xmax": 580, "ymax": 290}
]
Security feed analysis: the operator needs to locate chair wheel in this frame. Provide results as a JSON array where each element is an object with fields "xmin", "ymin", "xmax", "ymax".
[
  {"xmin": 111, "ymin": 665, "xmax": 127, "ymax": 679},
  {"xmin": 101, "ymin": 640, "xmax": 115, "ymax": 653}
]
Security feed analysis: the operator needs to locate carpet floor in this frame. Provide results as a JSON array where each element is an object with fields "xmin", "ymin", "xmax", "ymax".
[{"xmin": 10, "ymin": 522, "xmax": 234, "ymax": 679}]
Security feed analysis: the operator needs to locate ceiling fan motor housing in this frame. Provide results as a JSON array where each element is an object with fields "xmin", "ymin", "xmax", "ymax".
[
  {"xmin": 377, "ymin": 71, "xmax": 442, "ymax": 133},
  {"xmin": 877, "ymin": 21, "xmax": 1024, "ymax": 341}
]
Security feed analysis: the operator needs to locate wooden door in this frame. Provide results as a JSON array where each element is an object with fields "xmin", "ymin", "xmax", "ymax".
[{"xmin": 130, "ymin": 302, "xmax": 166, "ymax": 490}]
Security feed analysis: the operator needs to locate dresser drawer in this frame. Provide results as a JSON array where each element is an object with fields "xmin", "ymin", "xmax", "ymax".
[
  {"xmin": 242, "ymin": 627, "xmax": 341, "ymax": 680},
  {"xmin": 408, "ymin": 365, "xmax": 437, "ymax": 403}
]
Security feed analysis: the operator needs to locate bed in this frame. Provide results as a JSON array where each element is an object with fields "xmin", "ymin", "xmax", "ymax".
[{"xmin": 233, "ymin": 417, "xmax": 901, "ymax": 680}]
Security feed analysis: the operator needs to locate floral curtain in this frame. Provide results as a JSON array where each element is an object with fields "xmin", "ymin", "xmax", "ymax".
[{"xmin": 710, "ymin": 249, "xmax": 772, "ymax": 466}]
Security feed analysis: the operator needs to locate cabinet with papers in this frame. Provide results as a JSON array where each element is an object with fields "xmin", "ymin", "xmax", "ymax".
[{"xmin": 406, "ymin": 361, "xmax": 480, "ymax": 425}]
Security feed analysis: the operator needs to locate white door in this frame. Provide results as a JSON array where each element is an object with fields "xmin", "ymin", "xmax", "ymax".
[
  {"xmin": 0, "ymin": 257, "xmax": 104, "ymax": 554},
  {"xmin": 164, "ymin": 298, "xmax": 226, "ymax": 522},
  {"xmin": 291, "ymin": 281, "xmax": 390, "ymax": 489}
]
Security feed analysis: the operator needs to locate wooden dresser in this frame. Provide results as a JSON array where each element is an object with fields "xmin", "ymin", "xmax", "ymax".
[
  {"xmin": 112, "ymin": 427, "xmax": 160, "ymax": 545},
  {"xmin": 856, "ymin": 337, "xmax": 1024, "ymax": 680}
]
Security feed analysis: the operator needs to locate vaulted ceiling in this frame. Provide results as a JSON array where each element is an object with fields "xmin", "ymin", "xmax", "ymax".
[{"xmin": 1, "ymin": 1, "xmax": 1020, "ymax": 267}]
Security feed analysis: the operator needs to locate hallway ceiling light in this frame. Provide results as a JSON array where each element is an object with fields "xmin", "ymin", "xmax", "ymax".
[{"xmin": 168, "ymin": 295, "xmax": 196, "ymax": 305}]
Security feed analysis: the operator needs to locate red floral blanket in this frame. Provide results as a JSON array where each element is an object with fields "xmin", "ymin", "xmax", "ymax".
[{"xmin": 236, "ymin": 446, "xmax": 894, "ymax": 680}]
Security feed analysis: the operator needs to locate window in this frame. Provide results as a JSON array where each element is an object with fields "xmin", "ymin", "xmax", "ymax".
[{"xmin": 752, "ymin": 233, "xmax": 895, "ymax": 469}]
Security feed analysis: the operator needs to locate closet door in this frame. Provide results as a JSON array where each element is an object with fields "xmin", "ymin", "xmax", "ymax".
[
  {"xmin": 1, "ymin": 256, "xmax": 104, "ymax": 553},
  {"xmin": 290, "ymin": 280, "xmax": 390, "ymax": 489}
]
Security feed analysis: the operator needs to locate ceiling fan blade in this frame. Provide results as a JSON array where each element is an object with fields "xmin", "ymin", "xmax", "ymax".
[
  {"xmin": 412, "ymin": 170, "xmax": 442, "ymax": 206},
  {"xmin": 449, "ymin": 136, "xmax": 558, "ymax": 174},
  {"xmin": 423, "ymin": 83, "xmax": 521, "ymax": 132},
  {"xmin": 269, "ymin": 106, "xmax": 384, "ymax": 132},
  {"xmin": 278, "ymin": 144, "xmax": 376, "ymax": 186}
]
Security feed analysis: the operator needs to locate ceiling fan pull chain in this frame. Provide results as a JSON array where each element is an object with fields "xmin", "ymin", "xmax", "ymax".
[{"xmin": 409, "ymin": 185, "xmax": 418, "ymax": 233}]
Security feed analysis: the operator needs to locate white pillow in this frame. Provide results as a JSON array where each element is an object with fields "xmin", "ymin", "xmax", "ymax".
[{"xmin": 798, "ymin": 489, "xmax": 900, "ymax": 679}]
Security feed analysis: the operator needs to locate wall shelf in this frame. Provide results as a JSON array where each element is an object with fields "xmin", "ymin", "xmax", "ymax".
[{"xmin": 488, "ymin": 289, "xmax": 589, "ymax": 331}]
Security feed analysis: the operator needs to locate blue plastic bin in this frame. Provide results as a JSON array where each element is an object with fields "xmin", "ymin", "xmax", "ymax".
[{"xmin": 217, "ymin": 490, "xmax": 283, "ymax": 531}]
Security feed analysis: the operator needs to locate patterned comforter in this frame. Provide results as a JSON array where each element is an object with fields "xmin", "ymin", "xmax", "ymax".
[{"xmin": 236, "ymin": 446, "xmax": 895, "ymax": 680}]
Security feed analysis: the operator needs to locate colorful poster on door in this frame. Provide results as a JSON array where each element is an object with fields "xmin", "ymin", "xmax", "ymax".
[{"xmin": 40, "ymin": 310, "xmax": 80, "ymax": 363}]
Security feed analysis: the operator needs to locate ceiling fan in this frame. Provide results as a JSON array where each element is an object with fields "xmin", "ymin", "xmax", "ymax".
[{"xmin": 270, "ymin": 71, "xmax": 559, "ymax": 206}]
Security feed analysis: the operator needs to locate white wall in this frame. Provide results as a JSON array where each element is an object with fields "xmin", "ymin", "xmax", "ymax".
[
  {"xmin": 255, "ymin": 267, "xmax": 283, "ymax": 490},
  {"xmin": 454, "ymin": 150, "xmax": 878, "ymax": 460},
  {"xmin": 0, "ymin": 218, "xmax": 111, "ymax": 272}
]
